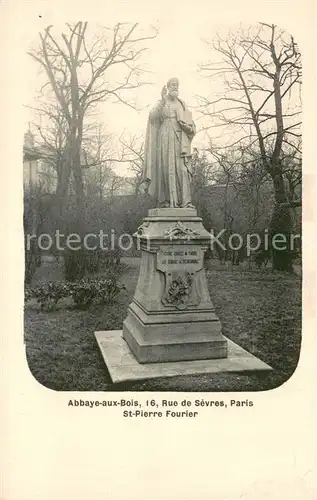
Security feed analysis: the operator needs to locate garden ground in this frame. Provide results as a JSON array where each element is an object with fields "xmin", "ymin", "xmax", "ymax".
[{"xmin": 24, "ymin": 258, "xmax": 302, "ymax": 392}]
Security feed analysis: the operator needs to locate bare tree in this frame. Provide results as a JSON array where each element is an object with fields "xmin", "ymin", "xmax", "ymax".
[
  {"xmin": 279, "ymin": 137, "xmax": 302, "ymax": 246},
  {"xmin": 280, "ymin": 136, "xmax": 302, "ymax": 206},
  {"xmin": 81, "ymin": 123, "xmax": 116, "ymax": 201},
  {"xmin": 28, "ymin": 22, "xmax": 157, "ymax": 279},
  {"xmin": 234, "ymin": 151, "xmax": 272, "ymax": 232},
  {"xmin": 117, "ymin": 135, "xmax": 145, "ymax": 195},
  {"xmin": 191, "ymin": 148, "xmax": 215, "ymax": 187},
  {"xmin": 100, "ymin": 134, "xmax": 146, "ymax": 195},
  {"xmin": 206, "ymin": 147, "xmax": 242, "ymax": 229},
  {"xmin": 29, "ymin": 22, "xmax": 156, "ymax": 221},
  {"xmin": 198, "ymin": 23, "xmax": 302, "ymax": 271}
]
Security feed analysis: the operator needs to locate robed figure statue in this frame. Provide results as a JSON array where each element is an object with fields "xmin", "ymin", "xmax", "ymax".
[{"xmin": 143, "ymin": 78, "xmax": 196, "ymax": 208}]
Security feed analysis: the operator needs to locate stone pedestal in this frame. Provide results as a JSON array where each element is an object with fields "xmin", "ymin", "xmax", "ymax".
[{"xmin": 122, "ymin": 207, "xmax": 228, "ymax": 363}]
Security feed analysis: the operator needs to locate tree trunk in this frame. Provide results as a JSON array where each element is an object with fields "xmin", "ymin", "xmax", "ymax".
[
  {"xmin": 24, "ymin": 187, "xmax": 41, "ymax": 285},
  {"xmin": 53, "ymin": 143, "xmax": 72, "ymax": 236},
  {"xmin": 269, "ymin": 168, "xmax": 293, "ymax": 272},
  {"xmin": 63, "ymin": 127, "xmax": 87, "ymax": 281}
]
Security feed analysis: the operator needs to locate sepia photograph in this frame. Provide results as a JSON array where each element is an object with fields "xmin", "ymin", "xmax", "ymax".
[{"xmin": 23, "ymin": 20, "xmax": 302, "ymax": 392}]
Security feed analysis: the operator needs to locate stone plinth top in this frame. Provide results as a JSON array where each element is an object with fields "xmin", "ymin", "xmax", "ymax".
[
  {"xmin": 148, "ymin": 207, "xmax": 197, "ymax": 217},
  {"xmin": 134, "ymin": 208, "xmax": 211, "ymax": 242}
]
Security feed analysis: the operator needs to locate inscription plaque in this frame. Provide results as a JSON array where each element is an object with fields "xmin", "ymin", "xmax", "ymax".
[{"xmin": 157, "ymin": 245, "xmax": 203, "ymax": 272}]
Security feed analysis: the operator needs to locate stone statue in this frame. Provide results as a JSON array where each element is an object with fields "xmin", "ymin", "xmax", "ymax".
[{"xmin": 143, "ymin": 77, "xmax": 196, "ymax": 208}]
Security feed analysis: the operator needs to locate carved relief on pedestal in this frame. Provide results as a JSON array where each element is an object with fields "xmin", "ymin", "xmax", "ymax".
[
  {"xmin": 164, "ymin": 272, "xmax": 193, "ymax": 309},
  {"xmin": 156, "ymin": 245, "xmax": 203, "ymax": 310},
  {"xmin": 164, "ymin": 221, "xmax": 199, "ymax": 240},
  {"xmin": 135, "ymin": 220, "xmax": 150, "ymax": 236}
]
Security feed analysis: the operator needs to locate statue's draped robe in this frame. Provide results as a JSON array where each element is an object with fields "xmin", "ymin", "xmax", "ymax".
[{"xmin": 143, "ymin": 98, "xmax": 196, "ymax": 207}]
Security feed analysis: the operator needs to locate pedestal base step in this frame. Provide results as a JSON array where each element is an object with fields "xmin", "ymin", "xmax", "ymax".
[
  {"xmin": 95, "ymin": 330, "xmax": 272, "ymax": 384},
  {"xmin": 122, "ymin": 304, "xmax": 227, "ymax": 363},
  {"xmin": 122, "ymin": 323, "xmax": 227, "ymax": 363}
]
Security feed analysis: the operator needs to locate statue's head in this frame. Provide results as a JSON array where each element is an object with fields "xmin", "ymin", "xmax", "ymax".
[{"xmin": 166, "ymin": 77, "xmax": 179, "ymax": 99}]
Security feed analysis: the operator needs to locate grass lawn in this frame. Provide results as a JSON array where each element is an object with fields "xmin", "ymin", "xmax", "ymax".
[{"xmin": 24, "ymin": 258, "xmax": 302, "ymax": 392}]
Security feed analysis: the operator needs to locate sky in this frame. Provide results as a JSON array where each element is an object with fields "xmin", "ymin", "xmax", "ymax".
[{"xmin": 23, "ymin": 19, "xmax": 300, "ymax": 176}]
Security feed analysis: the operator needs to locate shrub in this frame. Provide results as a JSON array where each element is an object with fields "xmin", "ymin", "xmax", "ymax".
[
  {"xmin": 70, "ymin": 275, "xmax": 126, "ymax": 309},
  {"xmin": 26, "ymin": 273, "xmax": 126, "ymax": 311},
  {"xmin": 94, "ymin": 274, "xmax": 126, "ymax": 305},
  {"xmin": 29, "ymin": 281, "xmax": 71, "ymax": 311},
  {"xmin": 69, "ymin": 278, "xmax": 97, "ymax": 310},
  {"xmin": 24, "ymin": 286, "xmax": 33, "ymax": 303}
]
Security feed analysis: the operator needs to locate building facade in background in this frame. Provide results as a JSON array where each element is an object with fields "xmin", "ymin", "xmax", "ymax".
[{"xmin": 23, "ymin": 130, "xmax": 134, "ymax": 198}]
